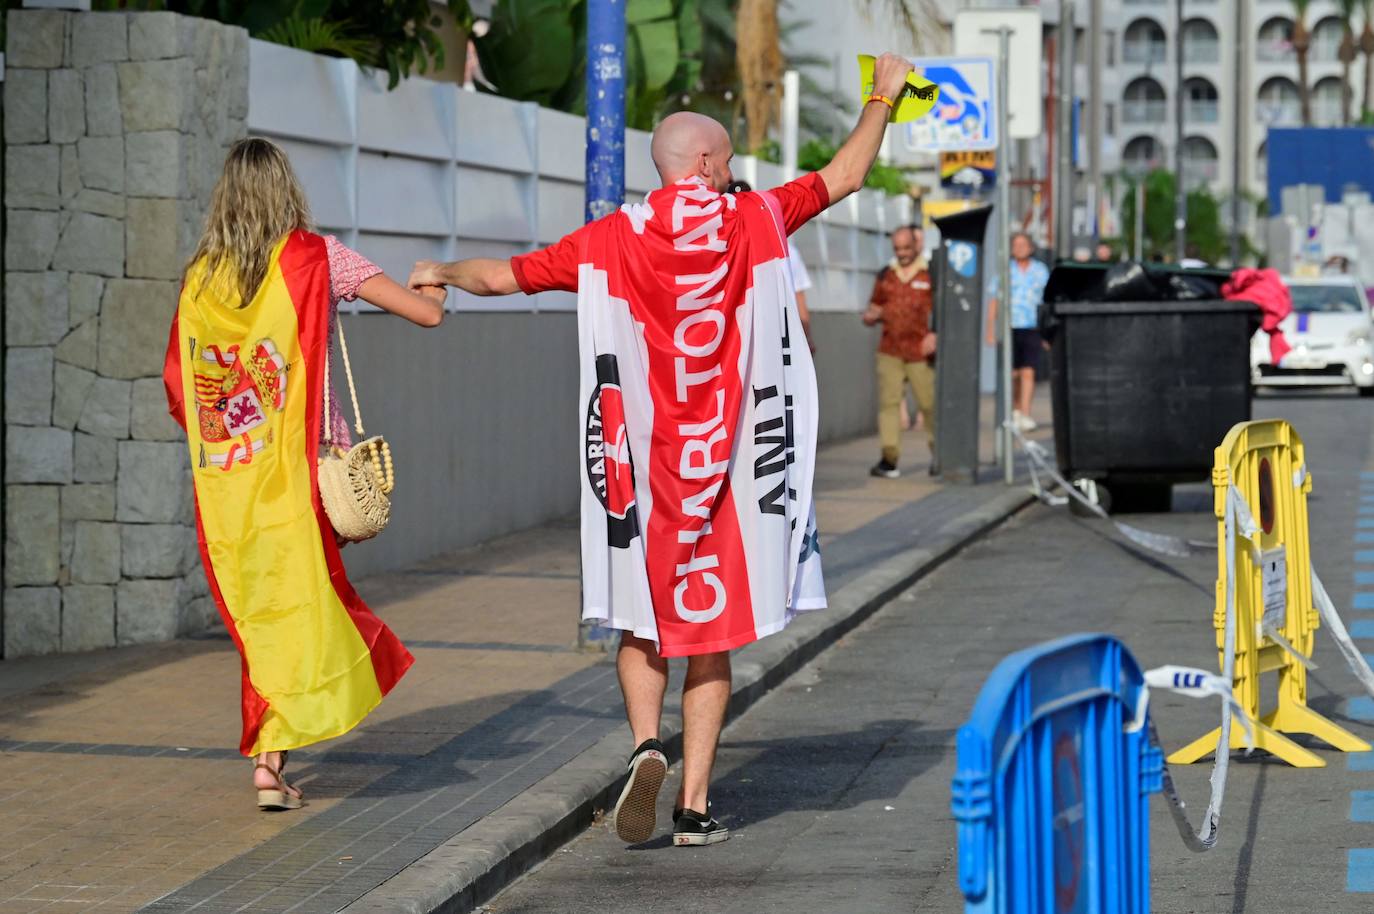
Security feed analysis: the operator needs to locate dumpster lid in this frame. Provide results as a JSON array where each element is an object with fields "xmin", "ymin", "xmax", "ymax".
[
  {"xmin": 1045, "ymin": 260, "xmax": 1233, "ymax": 307},
  {"xmin": 1052, "ymin": 299, "xmax": 1258, "ymax": 315}
]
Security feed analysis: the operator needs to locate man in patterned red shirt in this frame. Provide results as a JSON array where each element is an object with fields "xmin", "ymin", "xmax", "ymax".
[
  {"xmin": 408, "ymin": 53, "xmax": 916, "ymax": 849},
  {"xmin": 864, "ymin": 224, "xmax": 937, "ymax": 478}
]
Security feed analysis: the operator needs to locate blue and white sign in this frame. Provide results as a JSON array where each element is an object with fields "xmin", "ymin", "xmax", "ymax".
[
  {"xmin": 948, "ymin": 241, "xmax": 978, "ymax": 279},
  {"xmin": 903, "ymin": 57, "xmax": 997, "ymax": 153}
]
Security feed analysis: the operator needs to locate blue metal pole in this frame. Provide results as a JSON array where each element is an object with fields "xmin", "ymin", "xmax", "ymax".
[
  {"xmin": 580, "ymin": 1, "xmax": 627, "ymax": 651},
  {"xmin": 585, "ymin": 0, "xmax": 627, "ymax": 223}
]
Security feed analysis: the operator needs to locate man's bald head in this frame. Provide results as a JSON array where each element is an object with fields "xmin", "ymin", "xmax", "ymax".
[
  {"xmin": 891, "ymin": 225, "xmax": 921, "ymax": 267},
  {"xmin": 651, "ymin": 112, "xmax": 734, "ymax": 190}
]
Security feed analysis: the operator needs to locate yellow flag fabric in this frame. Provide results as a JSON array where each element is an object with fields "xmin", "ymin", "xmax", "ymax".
[
  {"xmin": 858, "ymin": 55, "xmax": 941, "ymax": 123},
  {"xmin": 164, "ymin": 231, "xmax": 412, "ymax": 756}
]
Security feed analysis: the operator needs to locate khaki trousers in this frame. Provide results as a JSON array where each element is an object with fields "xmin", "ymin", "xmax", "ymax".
[{"xmin": 876, "ymin": 352, "xmax": 936, "ymax": 466}]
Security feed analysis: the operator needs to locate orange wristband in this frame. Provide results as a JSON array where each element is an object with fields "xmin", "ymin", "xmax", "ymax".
[{"xmin": 867, "ymin": 94, "xmax": 895, "ymax": 110}]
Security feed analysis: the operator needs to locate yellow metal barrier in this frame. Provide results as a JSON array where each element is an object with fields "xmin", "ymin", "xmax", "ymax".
[{"xmin": 1170, "ymin": 419, "xmax": 1371, "ymax": 768}]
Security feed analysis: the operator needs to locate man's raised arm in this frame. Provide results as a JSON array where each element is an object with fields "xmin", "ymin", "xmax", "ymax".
[
  {"xmin": 409, "ymin": 258, "xmax": 519, "ymax": 296},
  {"xmin": 817, "ymin": 53, "xmax": 915, "ymax": 204}
]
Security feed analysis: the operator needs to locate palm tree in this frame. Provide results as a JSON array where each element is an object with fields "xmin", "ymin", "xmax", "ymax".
[
  {"xmin": 1292, "ymin": 0, "xmax": 1314, "ymax": 124},
  {"xmin": 1339, "ymin": 0, "xmax": 1360, "ymax": 124},
  {"xmin": 1361, "ymin": 0, "xmax": 1374, "ymax": 120},
  {"xmin": 734, "ymin": 0, "xmax": 938, "ymax": 154},
  {"xmin": 736, "ymin": 0, "xmax": 784, "ymax": 153}
]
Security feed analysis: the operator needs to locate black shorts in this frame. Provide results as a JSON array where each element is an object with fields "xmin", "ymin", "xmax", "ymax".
[{"xmin": 1012, "ymin": 328, "xmax": 1042, "ymax": 370}]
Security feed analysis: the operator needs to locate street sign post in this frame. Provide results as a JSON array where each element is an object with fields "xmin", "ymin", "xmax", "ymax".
[
  {"xmin": 953, "ymin": 9, "xmax": 1044, "ymax": 140},
  {"xmin": 956, "ymin": 7, "xmax": 1042, "ymax": 484}
]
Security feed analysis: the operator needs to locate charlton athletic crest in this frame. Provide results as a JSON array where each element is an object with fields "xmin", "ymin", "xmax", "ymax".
[{"xmin": 585, "ymin": 354, "xmax": 640, "ymax": 549}]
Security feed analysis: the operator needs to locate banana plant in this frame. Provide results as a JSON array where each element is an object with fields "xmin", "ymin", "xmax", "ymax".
[{"xmin": 473, "ymin": 0, "xmax": 705, "ymax": 131}]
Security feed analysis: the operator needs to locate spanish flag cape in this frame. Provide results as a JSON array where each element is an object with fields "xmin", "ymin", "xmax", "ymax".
[{"xmin": 163, "ymin": 230, "xmax": 412, "ymax": 756}]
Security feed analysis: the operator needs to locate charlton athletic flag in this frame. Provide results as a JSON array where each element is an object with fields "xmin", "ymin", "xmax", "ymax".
[{"xmin": 512, "ymin": 174, "xmax": 831, "ymax": 657}]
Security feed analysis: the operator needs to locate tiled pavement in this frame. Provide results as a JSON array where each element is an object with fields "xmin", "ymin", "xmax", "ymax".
[{"xmin": 0, "ymin": 409, "xmax": 1041, "ymax": 914}]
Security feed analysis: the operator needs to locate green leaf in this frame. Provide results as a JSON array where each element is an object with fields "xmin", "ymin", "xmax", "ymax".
[
  {"xmin": 633, "ymin": 19, "xmax": 680, "ymax": 90},
  {"xmin": 676, "ymin": 0, "xmax": 704, "ymax": 58},
  {"xmin": 628, "ymin": 0, "xmax": 675, "ymax": 23}
]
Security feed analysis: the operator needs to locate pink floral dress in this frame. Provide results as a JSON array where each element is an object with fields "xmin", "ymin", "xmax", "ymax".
[{"xmin": 322, "ymin": 235, "xmax": 382, "ymax": 449}]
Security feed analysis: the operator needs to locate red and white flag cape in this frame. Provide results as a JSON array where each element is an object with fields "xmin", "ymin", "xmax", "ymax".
[{"xmin": 523, "ymin": 177, "xmax": 828, "ymax": 657}]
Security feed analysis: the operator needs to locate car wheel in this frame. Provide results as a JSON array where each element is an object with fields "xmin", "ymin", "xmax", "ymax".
[{"xmin": 1360, "ymin": 386, "xmax": 1374, "ymax": 398}]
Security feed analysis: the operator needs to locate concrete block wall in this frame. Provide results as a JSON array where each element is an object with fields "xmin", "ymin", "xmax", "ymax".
[{"xmin": 3, "ymin": 9, "xmax": 248, "ymax": 657}]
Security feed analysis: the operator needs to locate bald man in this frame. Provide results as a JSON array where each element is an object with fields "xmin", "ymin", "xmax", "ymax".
[{"xmin": 409, "ymin": 53, "xmax": 915, "ymax": 849}]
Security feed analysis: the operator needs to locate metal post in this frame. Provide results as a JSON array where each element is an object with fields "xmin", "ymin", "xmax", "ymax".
[
  {"xmin": 585, "ymin": 0, "xmax": 626, "ymax": 223},
  {"xmin": 1056, "ymin": 1, "xmax": 1075, "ymax": 261},
  {"xmin": 581, "ymin": 0, "xmax": 625, "ymax": 651},
  {"xmin": 1134, "ymin": 179, "xmax": 1145, "ymax": 261},
  {"xmin": 984, "ymin": 26, "xmax": 1015, "ymax": 484},
  {"xmin": 1173, "ymin": 0, "xmax": 1187, "ymax": 263},
  {"xmin": 1230, "ymin": 0, "xmax": 1245, "ymax": 265},
  {"xmin": 782, "ymin": 70, "xmax": 800, "ymax": 182},
  {"xmin": 1088, "ymin": 0, "xmax": 1103, "ymax": 244}
]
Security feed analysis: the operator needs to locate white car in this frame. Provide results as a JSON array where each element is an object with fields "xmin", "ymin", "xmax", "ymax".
[{"xmin": 1251, "ymin": 275, "xmax": 1374, "ymax": 396}]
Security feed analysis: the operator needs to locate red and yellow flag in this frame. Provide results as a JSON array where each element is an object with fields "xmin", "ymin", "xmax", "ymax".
[{"xmin": 163, "ymin": 230, "xmax": 412, "ymax": 756}]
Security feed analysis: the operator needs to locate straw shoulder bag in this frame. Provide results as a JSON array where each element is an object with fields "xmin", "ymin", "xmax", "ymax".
[{"xmin": 318, "ymin": 317, "xmax": 394, "ymax": 542}]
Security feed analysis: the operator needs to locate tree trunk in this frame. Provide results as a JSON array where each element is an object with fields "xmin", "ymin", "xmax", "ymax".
[
  {"xmin": 735, "ymin": 0, "xmax": 783, "ymax": 154},
  {"xmin": 1362, "ymin": 21, "xmax": 1374, "ymax": 119},
  {"xmin": 1341, "ymin": 29, "xmax": 1357, "ymax": 124},
  {"xmin": 1293, "ymin": 18, "xmax": 1313, "ymax": 125}
]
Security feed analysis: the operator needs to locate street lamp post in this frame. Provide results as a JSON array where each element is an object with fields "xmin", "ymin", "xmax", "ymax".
[{"xmin": 1174, "ymin": 0, "xmax": 1187, "ymax": 263}]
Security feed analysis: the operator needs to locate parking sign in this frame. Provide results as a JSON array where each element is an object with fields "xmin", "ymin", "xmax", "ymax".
[{"xmin": 903, "ymin": 57, "xmax": 997, "ymax": 153}]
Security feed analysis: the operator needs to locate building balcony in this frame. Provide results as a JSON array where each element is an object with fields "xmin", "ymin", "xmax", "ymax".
[
  {"xmin": 1124, "ymin": 42, "xmax": 1168, "ymax": 65},
  {"xmin": 1186, "ymin": 100, "xmax": 1220, "ymax": 123},
  {"xmin": 1123, "ymin": 99, "xmax": 1168, "ymax": 123},
  {"xmin": 1183, "ymin": 41, "xmax": 1220, "ymax": 64},
  {"xmin": 1183, "ymin": 159, "xmax": 1220, "ymax": 182}
]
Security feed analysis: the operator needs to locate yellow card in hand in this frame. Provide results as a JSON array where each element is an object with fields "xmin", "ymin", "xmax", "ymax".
[{"xmin": 858, "ymin": 55, "xmax": 940, "ymax": 123}]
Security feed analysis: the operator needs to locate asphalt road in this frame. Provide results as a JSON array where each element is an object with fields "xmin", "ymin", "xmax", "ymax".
[{"xmin": 482, "ymin": 392, "xmax": 1374, "ymax": 914}]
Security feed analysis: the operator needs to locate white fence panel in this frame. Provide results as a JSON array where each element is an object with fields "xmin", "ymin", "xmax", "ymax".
[{"xmin": 246, "ymin": 39, "xmax": 903, "ymax": 313}]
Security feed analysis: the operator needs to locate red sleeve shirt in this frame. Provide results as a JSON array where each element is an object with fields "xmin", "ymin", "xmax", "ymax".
[
  {"xmin": 766, "ymin": 172, "xmax": 831, "ymax": 236},
  {"xmin": 510, "ymin": 224, "xmax": 591, "ymax": 294}
]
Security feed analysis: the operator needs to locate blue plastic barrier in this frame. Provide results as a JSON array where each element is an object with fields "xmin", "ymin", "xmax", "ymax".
[{"xmin": 951, "ymin": 634, "xmax": 1163, "ymax": 914}]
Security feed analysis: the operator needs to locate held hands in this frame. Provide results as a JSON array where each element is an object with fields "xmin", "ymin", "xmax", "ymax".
[
  {"xmin": 870, "ymin": 53, "xmax": 915, "ymax": 105},
  {"xmin": 407, "ymin": 260, "xmax": 445, "ymax": 291},
  {"xmin": 417, "ymin": 284, "xmax": 448, "ymax": 306}
]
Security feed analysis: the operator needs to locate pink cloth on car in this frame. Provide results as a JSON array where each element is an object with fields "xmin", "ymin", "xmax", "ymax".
[
  {"xmin": 1223, "ymin": 267, "xmax": 1292, "ymax": 366},
  {"xmin": 322, "ymin": 235, "xmax": 382, "ymax": 447}
]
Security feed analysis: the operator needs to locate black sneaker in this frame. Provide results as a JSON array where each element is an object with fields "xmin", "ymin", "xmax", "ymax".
[
  {"xmin": 870, "ymin": 459, "xmax": 900, "ymax": 479},
  {"xmin": 612, "ymin": 738, "xmax": 667, "ymax": 843},
  {"xmin": 673, "ymin": 808, "xmax": 730, "ymax": 846}
]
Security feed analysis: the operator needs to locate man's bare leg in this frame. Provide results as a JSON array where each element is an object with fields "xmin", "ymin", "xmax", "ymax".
[
  {"xmin": 618, "ymin": 633, "xmax": 668, "ymax": 744},
  {"xmin": 612, "ymin": 633, "xmax": 671, "ymax": 843},
  {"xmin": 677, "ymin": 650, "xmax": 731, "ymax": 814},
  {"xmin": 1014, "ymin": 367, "xmax": 1036, "ymax": 418}
]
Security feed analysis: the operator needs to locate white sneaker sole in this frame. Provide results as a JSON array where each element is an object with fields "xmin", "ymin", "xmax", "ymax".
[
  {"xmin": 673, "ymin": 828, "xmax": 731, "ymax": 846},
  {"xmin": 612, "ymin": 749, "xmax": 667, "ymax": 843}
]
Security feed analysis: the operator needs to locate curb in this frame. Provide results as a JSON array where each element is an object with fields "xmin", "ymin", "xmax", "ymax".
[{"xmin": 343, "ymin": 486, "xmax": 1034, "ymax": 914}]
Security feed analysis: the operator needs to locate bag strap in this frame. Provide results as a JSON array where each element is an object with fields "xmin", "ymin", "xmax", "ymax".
[{"xmin": 323, "ymin": 315, "xmax": 366, "ymax": 447}]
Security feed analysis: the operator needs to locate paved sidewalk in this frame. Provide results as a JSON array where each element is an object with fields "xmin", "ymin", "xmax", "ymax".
[{"xmin": 0, "ymin": 404, "xmax": 1044, "ymax": 914}]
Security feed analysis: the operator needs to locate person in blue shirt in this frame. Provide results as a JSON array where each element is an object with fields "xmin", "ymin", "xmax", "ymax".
[{"xmin": 986, "ymin": 232, "xmax": 1051, "ymax": 431}]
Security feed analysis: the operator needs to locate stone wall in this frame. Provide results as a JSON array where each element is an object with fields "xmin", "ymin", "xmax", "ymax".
[{"xmin": 3, "ymin": 9, "xmax": 247, "ymax": 657}]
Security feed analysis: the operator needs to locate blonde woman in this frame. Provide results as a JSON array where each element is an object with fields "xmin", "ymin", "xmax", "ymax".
[{"xmin": 163, "ymin": 137, "xmax": 445, "ymax": 809}]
